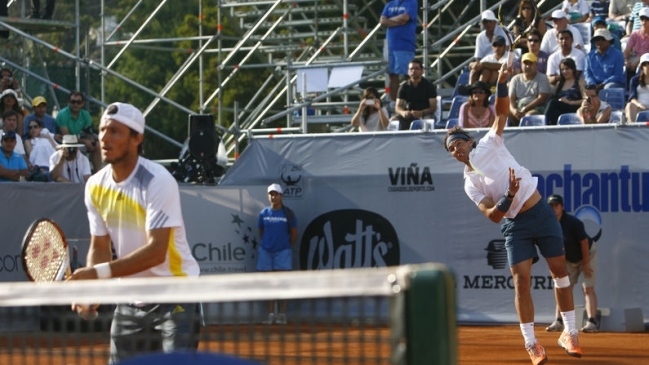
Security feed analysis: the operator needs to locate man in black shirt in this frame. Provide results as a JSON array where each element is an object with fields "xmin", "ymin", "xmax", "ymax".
[
  {"xmin": 546, "ymin": 194, "xmax": 599, "ymax": 333},
  {"xmin": 391, "ymin": 59, "xmax": 437, "ymax": 130}
]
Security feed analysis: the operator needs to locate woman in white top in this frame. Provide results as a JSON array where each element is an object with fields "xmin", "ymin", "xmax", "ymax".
[
  {"xmin": 625, "ymin": 53, "xmax": 649, "ymax": 123},
  {"xmin": 351, "ymin": 87, "xmax": 389, "ymax": 132},
  {"xmin": 24, "ymin": 119, "xmax": 57, "ymax": 170}
]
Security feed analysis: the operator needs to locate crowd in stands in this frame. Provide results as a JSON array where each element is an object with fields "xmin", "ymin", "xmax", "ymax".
[
  {"xmin": 354, "ymin": 0, "xmax": 649, "ymax": 132},
  {"xmin": 0, "ymin": 70, "xmax": 100, "ymax": 182}
]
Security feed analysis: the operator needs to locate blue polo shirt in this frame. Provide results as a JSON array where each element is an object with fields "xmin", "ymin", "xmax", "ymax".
[
  {"xmin": 258, "ymin": 206, "xmax": 297, "ymax": 252},
  {"xmin": 381, "ymin": 0, "xmax": 418, "ymax": 52},
  {"xmin": 585, "ymin": 46, "xmax": 625, "ymax": 86},
  {"xmin": 0, "ymin": 150, "xmax": 27, "ymax": 182}
]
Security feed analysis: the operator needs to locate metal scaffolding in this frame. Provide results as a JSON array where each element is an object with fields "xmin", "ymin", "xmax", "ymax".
[{"xmin": 0, "ymin": 0, "xmax": 520, "ymax": 162}]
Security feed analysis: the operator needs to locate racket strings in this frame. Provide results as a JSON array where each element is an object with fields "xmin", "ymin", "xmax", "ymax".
[{"xmin": 24, "ymin": 222, "xmax": 68, "ymax": 282}]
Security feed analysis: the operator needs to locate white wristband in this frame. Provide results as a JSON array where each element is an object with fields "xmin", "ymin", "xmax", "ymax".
[{"xmin": 94, "ymin": 262, "xmax": 112, "ymax": 279}]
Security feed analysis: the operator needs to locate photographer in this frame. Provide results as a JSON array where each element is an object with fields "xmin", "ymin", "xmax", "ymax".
[
  {"xmin": 0, "ymin": 68, "xmax": 21, "ymax": 95},
  {"xmin": 56, "ymin": 92, "xmax": 101, "ymax": 172},
  {"xmin": 49, "ymin": 135, "xmax": 91, "ymax": 183},
  {"xmin": 350, "ymin": 87, "xmax": 389, "ymax": 132},
  {"xmin": 577, "ymin": 84, "xmax": 611, "ymax": 124}
]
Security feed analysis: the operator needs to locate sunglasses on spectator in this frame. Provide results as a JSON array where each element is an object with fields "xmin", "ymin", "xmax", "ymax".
[
  {"xmin": 69, "ymin": 99, "xmax": 83, "ymax": 104},
  {"xmin": 521, "ymin": 7, "xmax": 532, "ymax": 10},
  {"xmin": 29, "ymin": 124, "xmax": 39, "ymax": 129},
  {"xmin": 528, "ymin": 38, "xmax": 540, "ymax": 43},
  {"xmin": 472, "ymin": 90, "xmax": 486, "ymax": 94}
]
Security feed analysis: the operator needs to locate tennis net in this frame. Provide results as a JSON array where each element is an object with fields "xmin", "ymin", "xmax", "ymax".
[{"xmin": 0, "ymin": 264, "xmax": 456, "ymax": 365}]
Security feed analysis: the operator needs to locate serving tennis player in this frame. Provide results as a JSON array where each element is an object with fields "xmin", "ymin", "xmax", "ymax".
[
  {"xmin": 68, "ymin": 102, "xmax": 200, "ymax": 364},
  {"xmin": 443, "ymin": 64, "xmax": 582, "ymax": 365}
]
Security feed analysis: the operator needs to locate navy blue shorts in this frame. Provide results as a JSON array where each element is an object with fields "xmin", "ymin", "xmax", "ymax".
[{"xmin": 501, "ymin": 200, "xmax": 565, "ymax": 267}]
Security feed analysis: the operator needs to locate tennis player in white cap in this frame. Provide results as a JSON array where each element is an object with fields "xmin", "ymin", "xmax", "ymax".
[{"xmin": 69, "ymin": 102, "xmax": 201, "ymax": 364}]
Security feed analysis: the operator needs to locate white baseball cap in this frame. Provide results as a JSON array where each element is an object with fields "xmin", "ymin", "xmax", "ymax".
[
  {"xmin": 640, "ymin": 7, "xmax": 649, "ymax": 18},
  {"xmin": 481, "ymin": 10, "xmax": 497, "ymax": 22},
  {"xmin": 640, "ymin": 53, "xmax": 649, "ymax": 66},
  {"xmin": 551, "ymin": 10, "xmax": 569, "ymax": 20},
  {"xmin": 267, "ymin": 183, "xmax": 283, "ymax": 194},
  {"xmin": 101, "ymin": 102, "xmax": 145, "ymax": 134}
]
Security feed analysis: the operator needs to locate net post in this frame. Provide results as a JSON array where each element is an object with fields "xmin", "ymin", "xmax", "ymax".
[{"xmin": 404, "ymin": 263, "xmax": 458, "ymax": 365}]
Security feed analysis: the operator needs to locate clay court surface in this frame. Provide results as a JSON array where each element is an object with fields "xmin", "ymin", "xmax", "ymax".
[{"xmin": 1, "ymin": 324, "xmax": 647, "ymax": 364}]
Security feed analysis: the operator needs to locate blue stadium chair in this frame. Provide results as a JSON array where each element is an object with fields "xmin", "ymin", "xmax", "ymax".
[
  {"xmin": 557, "ymin": 113, "xmax": 582, "ymax": 125},
  {"xmin": 609, "ymin": 110, "xmax": 624, "ymax": 124},
  {"xmin": 599, "ymin": 88, "xmax": 626, "ymax": 111},
  {"xmin": 635, "ymin": 110, "xmax": 649, "ymax": 123},
  {"xmin": 448, "ymin": 96, "xmax": 469, "ymax": 119},
  {"xmin": 409, "ymin": 119, "xmax": 435, "ymax": 130},
  {"xmin": 572, "ymin": 22, "xmax": 591, "ymax": 52},
  {"xmin": 445, "ymin": 118, "xmax": 459, "ymax": 129},
  {"xmin": 116, "ymin": 352, "xmax": 265, "ymax": 365},
  {"xmin": 387, "ymin": 120, "xmax": 400, "ymax": 131},
  {"xmin": 519, "ymin": 115, "xmax": 546, "ymax": 127},
  {"xmin": 451, "ymin": 70, "xmax": 470, "ymax": 99}
]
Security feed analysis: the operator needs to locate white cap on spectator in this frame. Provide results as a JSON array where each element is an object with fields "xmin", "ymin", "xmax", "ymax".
[
  {"xmin": 640, "ymin": 7, "xmax": 649, "ymax": 18},
  {"xmin": 481, "ymin": 10, "xmax": 497, "ymax": 22},
  {"xmin": 551, "ymin": 10, "xmax": 569, "ymax": 20},
  {"xmin": 640, "ymin": 53, "xmax": 649, "ymax": 66}
]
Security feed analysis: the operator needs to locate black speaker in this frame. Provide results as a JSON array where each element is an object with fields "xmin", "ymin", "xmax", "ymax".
[{"xmin": 188, "ymin": 114, "xmax": 217, "ymax": 157}]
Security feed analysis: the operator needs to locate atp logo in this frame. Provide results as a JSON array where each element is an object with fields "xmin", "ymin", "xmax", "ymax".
[{"xmin": 280, "ymin": 164, "xmax": 303, "ymax": 199}]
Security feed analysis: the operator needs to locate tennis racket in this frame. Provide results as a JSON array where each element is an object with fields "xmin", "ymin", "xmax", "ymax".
[{"xmin": 21, "ymin": 218, "xmax": 97, "ymax": 320}]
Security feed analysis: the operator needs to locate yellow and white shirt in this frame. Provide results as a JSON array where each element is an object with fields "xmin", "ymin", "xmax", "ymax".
[{"xmin": 85, "ymin": 157, "xmax": 199, "ymax": 278}]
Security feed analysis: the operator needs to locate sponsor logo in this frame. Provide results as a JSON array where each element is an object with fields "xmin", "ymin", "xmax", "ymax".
[
  {"xmin": 281, "ymin": 164, "xmax": 303, "ymax": 198},
  {"xmin": 536, "ymin": 164, "xmax": 649, "ymax": 212},
  {"xmin": 0, "ymin": 254, "xmax": 23, "ymax": 273},
  {"xmin": 193, "ymin": 213, "xmax": 255, "ymax": 274},
  {"xmin": 387, "ymin": 163, "xmax": 435, "ymax": 192},
  {"xmin": 300, "ymin": 209, "xmax": 400, "ymax": 270}
]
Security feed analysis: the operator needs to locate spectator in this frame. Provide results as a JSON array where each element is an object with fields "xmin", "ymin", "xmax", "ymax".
[
  {"xmin": 541, "ymin": 10, "xmax": 585, "ymax": 54},
  {"xmin": 469, "ymin": 10, "xmax": 511, "ymax": 84},
  {"xmin": 578, "ymin": 84, "xmax": 612, "ymax": 123},
  {"xmin": 547, "ymin": 30, "xmax": 586, "ymax": 86},
  {"xmin": 590, "ymin": 0, "xmax": 611, "ymax": 19},
  {"xmin": 476, "ymin": 35, "xmax": 511, "ymax": 86},
  {"xmin": 351, "ymin": 87, "xmax": 389, "ymax": 132},
  {"xmin": 514, "ymin": 30, "xmax": 549, "ymax": 75},
  {"xmin": 0, "ymin": 131, "xmax": 29, "ymax": 182},
  {"xmin": 513, "ymin": 0, "xmax": 547, "ymax": 53},
  {"xmin": 458, "ymin": 81, "xmax": 496, "ymax": 128},
  {"xmin": 625, "ymin": 53, "xmax": 649, "ymax": 122},
  {"xmin": 380, "ymin": 0, "xmax": 418, "ymax": 107},
  {"xmin": 258, "ymin": 183, "xmax": 298, "ymax": 325},
  {"xmin": 0, "ymin": 89, "xmax": 24, "ymax": 134},
  {"xmin": 609, "ymin": 0, "xmax": 632, "ymax": 22},
  {"xmin": 391, "ymin": 59, "xmax": 437, "ymax": 130},
  {"xmin": 0, "ymin": 68, "xmax": 21, "ymax": 94},
  {"xmin": 24, "ymin": 119, "xmax": 57, "ymax": 171},
  {"xmin": 546, "ymin": 194, "xmax": 599, "ymax": 334},
  {"xmin": 591, "ymin": 16, "xmax": 622, "ymax": 51},
  {"xmin": 563, "ymin": 0, "xmax": 590, "ymax": 23},
  {"xmin": 2, "ymin": 110, "xmax": 28, "ymax": 166},
  {"xmin": 627, "ymin": 0, "xmax": 649, "ymax": 35},
  {"xmin": 56, "ymin": 92, "xmax": 101, "ymax": 171},
  {"xmin": 509, "ymin": 53, "xmax": 551, "ymax": 126},
  {"xmin": 48, "ymin": 134, "xmax": 91, "ymax": 183},
  {"xmin": 585, "ymin": 29, "xmax": 626, "ymax": 89},
  {"xmin": 23, "ymin": 95, "xmax": 58, "ymax": 138},
  {"xmin": 545, "ymin": 58, "xmax": 586, "ymax": 125},
  {"xmin": 624, "ymin": 8, "xmax": 649, "ymax": 75},
  {"xmin": 28, "ymin": 0, "xmax": 56, "ymax": 20}
]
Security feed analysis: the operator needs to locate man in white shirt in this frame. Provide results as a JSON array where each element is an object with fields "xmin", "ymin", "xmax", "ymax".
[
  {"xmin": 540, "ymin": 10, "xmax": 584, "ymax": 54},
  {"xmin": 469, "ymin": 10, "xmax": 511, "ymax": 84},
  {"xmin": 546, "ymin": 29, "xmax": 586, "ymax": 85},
  {"xmin": 49, "ymin": 134, "xmax": 92, "ymax": 183}
]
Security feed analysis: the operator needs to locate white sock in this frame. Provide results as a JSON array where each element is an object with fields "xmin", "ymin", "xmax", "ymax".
[
  {"xmin": 520, "ymin": 322, "xmax": 536, "ymax": 347},
  {"xmin": 561, "ymin": 310, "xmax": 576, "ymax": 333}
]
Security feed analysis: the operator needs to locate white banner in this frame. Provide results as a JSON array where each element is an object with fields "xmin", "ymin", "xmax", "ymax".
[{"xmin": 1, "ymin": 125, "xmax": 647, "ymax": 324}]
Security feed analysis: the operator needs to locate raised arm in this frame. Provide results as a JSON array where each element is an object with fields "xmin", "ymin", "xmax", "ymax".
[{"xmin": 493, "ymin": 63, "xmax": 511, "ymax": 136}]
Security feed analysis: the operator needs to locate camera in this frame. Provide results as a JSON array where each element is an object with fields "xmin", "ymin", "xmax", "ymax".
[
  {"xmin": 66, "ymin": 147, "xmax": 77, "ymax": 154},
  {"xmin": 365, "ymin": 99, "xmax": 374, "ymax": 106}
]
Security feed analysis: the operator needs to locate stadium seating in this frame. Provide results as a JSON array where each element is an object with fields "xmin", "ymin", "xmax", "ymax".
[
  {"xmin": 519, "ymin": 115, "xmax": 546, "ymax": 127},
  {"xmin": 387, "ymin": 120, "xmax": 400, "ymax": 131},
  {"xmin": 410, "ymin": 119, "xmax": 435, "ymax": 130},
  {"xmin": 445, "ymin": 118, "xmax": 459, "ymax": 129},
  {"xmin": 557, "ymin": 113, "xmax": 582, "ymax": 125},
  {"xmin": 610, "ymin": 111, "xmax": 624, "ymax": 124},
  {"xmin": 599, "ymin": 88, "xmax": 626, "ymax": 111},
  {"xmin": 635, "ymin": 110, "xmax": 649, "ymax": 123}
]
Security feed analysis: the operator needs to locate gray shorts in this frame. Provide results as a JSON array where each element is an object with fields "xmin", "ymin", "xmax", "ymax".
[
  {"xmin": 501, "ymin": 200, "xmax": 565, "ymax": 267},
  {"xmin": 566, "ymin": 242, "xmax": 598, "ymax": 288}
]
